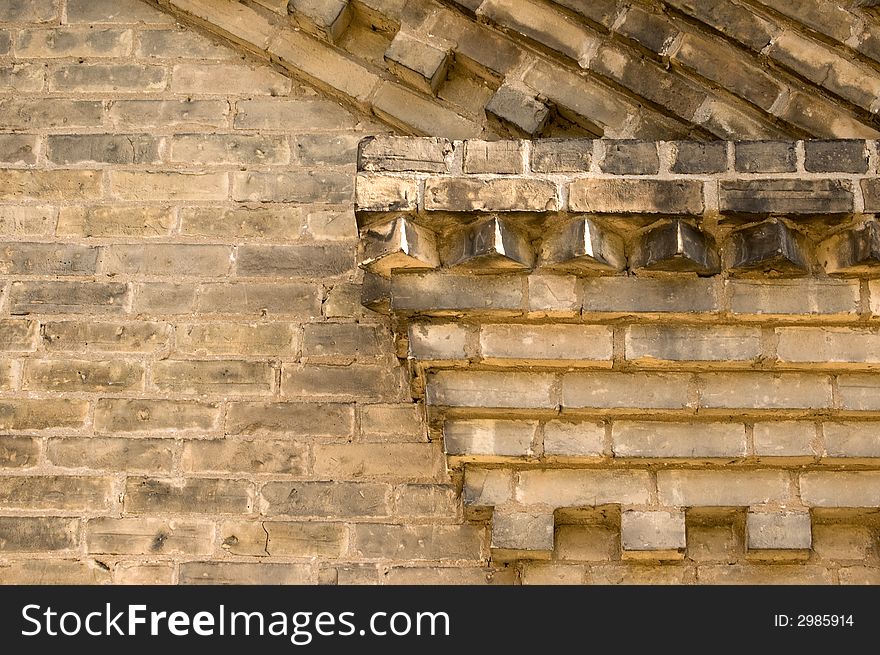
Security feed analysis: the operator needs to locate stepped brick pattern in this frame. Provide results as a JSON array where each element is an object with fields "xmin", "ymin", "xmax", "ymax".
[{"xmin": 1, "ymin": 0, "xmax": 880, "ymax": 585}]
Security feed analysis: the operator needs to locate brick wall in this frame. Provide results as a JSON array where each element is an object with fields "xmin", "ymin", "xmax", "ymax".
[{"xmin": 2, "ymin": 0, "xmax": 880, "ymax": 586}]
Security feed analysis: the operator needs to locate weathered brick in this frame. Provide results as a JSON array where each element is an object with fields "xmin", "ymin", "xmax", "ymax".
[
  {"xmin": 0, "ymin": 320, "xmax": 37, "ymax": 351},
  {"xmin": 65, "ymin": 0, "xmax": 173, "ymax": 23},
  {"xmin": 838, "ymin": 374, "xmax": 880, "ymax": 411},
  {"xmin": 753, "ymin": 422, "xmax": 818, "ymax": 457},
  {"xmin": 47, "ymin": 134, "xmax": 160, "ymax": 165},
  {"xmin": 425, "ymin": 177, "xmax": 558, "ymax": 211},
  {"xmin": 670, "ymin": 141, "xmax": 727, "ymax": 174},
  {"xmin": 0, "ymin": 436, "xmax": 39, "ymax": 468},
  {"xmin": 463, "ymin": 468, "xmax": 514, "ymax": 508},
  {"xmin": 812, "ymin": 524, "xmax": 875, "ymax": 561},
  {"xmin": 0, "ymin": 476, "xmax": 114, "ymax": 511},
  {"xmin": 804, "ymin": 140, "xmax": 867, "ymax": 173},
  {"xmin": 108, "ymin": 99, "xmax": 227, "ymax": 129},
  {"xmin": 125, "ymin": 477, "xmax": 254, "ymax": 514},
  {"xmin": 372, "ymin": 82, "xmax": 480, "ymax": 140},
  {"xmin": 261, "ymin": 481, "xmax": 391, "ymax": 517},
  {"xmin": 0, "ymin": 0, "xmax": 57, "ymax": 22},
  {"xmin": 179, "ymin": 562, "xmax": 315, "ymax": 585},
  {"xmin": 360, "ymin": 404, "xmax": 424, "ymax": 442},
  {"xmin": 0, "ymin": 205, "xmax": 55, "ymax": 235},
  {"xmin": 177, "ymin": 322, "xmax": 298, "ymax": 356},
  {"xmin": 0, "ymin": 170, "xmax": 101, "ymax": 201},
  {"xmin": 0, "ymin": 517, "xmax": 78, "ymax": 553},
  {"xmin": 728, "ymin": 280, "xmax": 859, "ymax": 316},
  {"xmin": 313, "ymin": 443, "xmax": 441, "ymax": 479},
  {"xmin": 354, "ymin": 173, "xmax": 417, "ymax": 211},
  {"xmin": 234, "ymin": 98, "xmax": 356, "ymax": 130},
  {"xmin": 520, "ymin": 562, "xmax": 588, "ymax": 584},
  {"xmin": 172, "ymin": 63, "xmax": 289, "ymax": 95},
  {"xmin": 303, "ymin": 323, "xmax": 384, "ymax": 361},
  {"xmin": 657, "ymin": 470, "xmax": 791, "ymax": 506},
  {"xmin": 220, "ymin": 520, "xmax": 345, "ymax": 557},
  {"xmin": 0, "ymin": 134, "xmax": 35, "ymax": 165},
  {"xmin": 233, "ymin": 171, "xmax": 352, "ymax": 203},
  {"xmin": 110, "ymin": 171, "xmax": 228, "ymax": 201},
  {"xmin": 697, "ymin": 564, "xmax": 832, "ymax": 585},
  {"xmin": 687, "ymin": 522, "xmax": 741, "ymax": 563},
  {"xmin": 0, "ymin": 398, "xmax": 88, "ymax": 430},
  {"xmin": 57, "ymin": 205, "xmax": 174, "ymax": 238},
  {"xmin": 600, "ymin": 140, "xmax": 659, "ymax": 175},
  {"xmin": 0, "ymin": 62, "xmax": 44, "ymax": 92},
  {"xmin": 491, "ymin": 508, "xmax": 554, "ymax": 555},
  {"xmin": 283, "ymin": 364, "xmax": 403, "ymax": 399},
  {"xmin": 613, "ymin": 421, "xmax": 746, "ymax": 458},
  {"xmin": 444, "ymin": 419, "xmax": 538, "ymax": 457},
  {"xmin": 226, "ymin": 402, "xmax": 353, "ymax": 437},
  {"xmin": 292, "ymin": 133, "xmax": 361, "ymax": 166},
  {"xmin": 859, "ymin": 179, "xmax": 880, "ymax": 212},
  {"xmin": 583, "ymin": 277, "xmax": 717, "ymax": 314},
  {"xmin": 0, "ymin": 99, "xmax": 100, "ymax": 131},
  {"xmin": 0, "ymin": 242, "xmax": 97, "ymax": 276},
  {"xmin": 50, "ymin": 63, "xmax": 166, "ymax": 92},
  {"xmin": 24, "ymin": 359, "xmax": 143, "ymax": 392},
  {"xmin": 393, "ymin": 484, "xmax": 458, "ymax": 518},
  {"xmin": 463, "ymin": 140, "xmax": 524, "ymax": 174},
  {"xmin": 528, "ymin": 275, "xmax": 580, "ymax": 315},
  {"xmin": 47, "ymin": 437, "xmax": 173, "ymax": 471},
  {"xmin": 626, "ymin": 325, "xmax": 761, "ymax": 363},
  {"xmin": 86, "ymin": 518, "xmax": 213, "ymax": 555},
  {"xmin": 516, "ymin": 469, "xmax": 652, "ymax": 506},
  {"xmin": 719, "ymin": 179, "xmax": 853, "ymax": 214},
  {"xmin": 621, "ymin": 510, "xmax": 686, "ymax": 556},
  {"xmin": 384, "ymin": 31, "xmax": 449, "ymax": 94},
  {"xmin": 180, "ymin": 206, "xmax": 303, "ymax": 240},
  {"xmin": 569, "ymin": 179, "xmax": 703, "ymax": 214},
  {"xmin": 236, "ymin": 244, "xmax": 353, "ymax": 277},
  {"xmin": 700, "ymin": 372, "xmax": 831, "ymax": 409},
  {"xmin": 734, "ymin": 141, "xmax": 796, "ymax": 173},
  {"xmin": 529, "ymin": 138, "xmax": 592, "ymax": 172},
  {"xmin": 563, "ymin": 372, "xmax": 691, "ymax": 409},
  {"xmin": 392, "ymin": 273, "xmax": 523, "ymax": 312},
  {"xmin": 408, "ymin": 323, "xmax": 468, "ymax": 360},
  {"xmin": 480, "ymin": 324, "xmax": 612, "ymax": 363},
  {"xmin": 776, "ymin": 327, "xmax": 880, "ymax": 364},
  {"xmin": 353, "ymin": 524, "xmax": 483, "ymax": 560},
  {"xmin": 133, "ymin": 282, "xmax": 198, "ymax": 315},
  {"xmin": 824, "ymin": 423, "xmax": 880, "ymax": 458},
  {"xmin": 358, "ymin": 135, "xmax": 450, "ymax": 173},
  {"xmin": 101, "ymin": 245, "xmax": 226, "ymax": 284},
  {"xmin": 543, "ymin": 420, "xmax": 604, "ymax": 457},
  {"xmin": 0, "ymin": 560, "xmax": 110, "ymax": 584},
  {"xmin": 198, "ymin": 282, "xmax": 321, "ymax": 316},
  {"xmin": 182, "ymin": 439, "xmax": 308, "ymax": 474},
  {"xmin": 152, "ymin": 360, "xmax": 273, "ymax": 395},
  {"xmin": 801, "ymin": 472, "xmax": 880, "ymax": 507},
  {"xmin": 427, "ymin": 370, "xmax": 555, "ymax": 408},
  {"xmin": 135, "ymin": 28, "xmax": 236, "ymax": 59},
  {"xmin": 113, "ymin": 563, "xmax": 175, "ymax": 585},
  {"xmin": 41, "ymin": 321, "xmax": 168, "ymax": 353},
  {"xmin": 94, "ymin": 399, "xmax": 220, "ymax": 433},
  {"xmin": 16, "ymin": 27, "xmax": 132, "ymax": 58},
  {"xmin": 169, "ymin": 134, "xmax": 289, "ymax": 165}
]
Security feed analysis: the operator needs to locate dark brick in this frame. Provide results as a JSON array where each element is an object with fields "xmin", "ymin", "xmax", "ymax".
[
  {"xmin": 530, "ymin": 138, "xmax": 592, "ymax": 172},
  {"xmin": 860, "ymin": 179, "xmax": 880, "ymax": 212},
  {"xmin": 720, "ymin": 179, "xmax": 853, "ymax": 214},
  {"xmin": 600, "ymin": 140, "xmax": 659, "ymax": 175},
  {"xmin": 630, "ymin": 220, "xmax": 719, "ymax": 274},
  {"xmin": 616, "ymin": 6, "xmax": 678, "ymax": 54},
  {"xmin": 735, "ymin": 141, "xmax": 797, "ymax": 173},
  {"xmin": 726, "ymin": 219, "xmax": 810, "ymax": 275},
  {"xmin": 804, "ymin": 140, "xmax": 868, "ymax": 173},
  {"xmin": 670, "ymin": 141, "xmax": 727, "ymax": 174}
]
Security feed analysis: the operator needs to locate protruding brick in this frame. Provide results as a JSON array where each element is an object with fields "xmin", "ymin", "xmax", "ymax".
[
  {"xmin": 408, "ymin": 323, "xmax": 468, "ymax": 360},
  {"xmin": 719, "ymin": 179, "xmax": 853, "ymax": 214},
  {"xmin": 360, "ymin": 215, "xmax": 440, "ymax": 277},
  {"xmin": 817, "ymin": 220, "xmax": 880, "ymax": 275},
  {"xmin": 630, "ymin": 220, "xmax": 719, "ymax": 274},
  {"xmin": 621, "ymin": 510, "xmax": 686, "ymax": 560},
  {"xmin": 384, "ymin": 31, "xmax": 450, "ymax": 95},
  {"xmin": 355, "ymin": 174, "xmax": 417, "ymax": 211},
  {"xmin": 485, "ymin": 84, "xmax": 550, "ymax": 137},
  {"xmin": 569, "ymin": 179, "xmax": 703, "ymax": 214},
  {"xmin": 491, "ymin": 509, "xmax": 554, "ymax": 559},
  {"xmin": 445, "ymin": 216, "xmax": 534, "ymax": 270},
  {"xmin": 746, "ymin": 511, "xmax": 811, "ymax": 560},
  {"xmin": 538, "ymin": 217, "xmax": 625, "ymax": 273},
  {"xmin": 444, "ymin": 419, "xmax": 538, "ymax": 457},
  {"xmin": 462, "ymin": 468, "xmax": 513, "ymax": 508},
  {"xmin": 725, "ymin": 219, "xmax": 810, "ymax": 275},
  {"xmin": 288, "ymin": 0, "xmax": 351, "ymax": 42}
]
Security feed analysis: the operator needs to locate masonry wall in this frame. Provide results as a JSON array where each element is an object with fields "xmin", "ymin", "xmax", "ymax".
[{"xmin": 1, "ymin": 0, "xmax": 879, "ymax": 586}]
